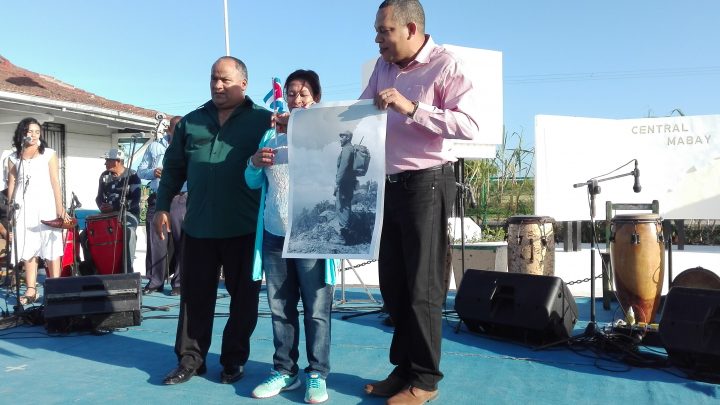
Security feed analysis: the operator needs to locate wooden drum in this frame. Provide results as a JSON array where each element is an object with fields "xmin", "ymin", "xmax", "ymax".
[
  {"xmin": 507, "ymin": 216, "xmax": 555, "ymax": 276},
  {"xmin": 610, "ymin": 213, "xmax": 664, "ymax": 323}
]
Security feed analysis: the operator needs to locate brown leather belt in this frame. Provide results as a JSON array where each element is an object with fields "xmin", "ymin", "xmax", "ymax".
[{"xmin": 386, "ymin": 162, "xmax": 451, "ymax": 183}]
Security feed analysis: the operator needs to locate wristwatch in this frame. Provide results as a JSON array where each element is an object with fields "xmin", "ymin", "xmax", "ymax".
[{"xmin": 407, "ymin": 101, "xmax": 419, "ymax": 119}]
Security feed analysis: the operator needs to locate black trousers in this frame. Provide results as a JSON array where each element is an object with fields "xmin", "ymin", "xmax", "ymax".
[
  {"xmin": 379, "ymin": 164, "xmax": 455, "ymax": 391},
  {"xmin": 175, "ymin": 233, "xmax": 261, "ymax": 369},
  {"xmin": 145, "ymin": 194, "xmax": 186, "ymax": 289}
]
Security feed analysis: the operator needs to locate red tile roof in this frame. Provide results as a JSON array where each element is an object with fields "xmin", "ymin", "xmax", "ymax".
[{"xmin": 0, "ymin": 55, "xmax": 159, "ymax": 119}]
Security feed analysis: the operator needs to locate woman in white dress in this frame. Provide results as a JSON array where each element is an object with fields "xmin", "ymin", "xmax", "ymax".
[{"xmin": 7, "ymin": 117, "xmax": 69, "ymax": 305}]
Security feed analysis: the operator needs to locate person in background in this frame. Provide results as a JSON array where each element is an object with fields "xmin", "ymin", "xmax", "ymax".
[
  {"xmin": 245, "ymin": 69, "xmax": 335, "ymax": 404},
  {"xmin": 7, "ymin": 117, "xmax": 70, "ymax": 305},
  {"xmin": 94, "ymin": 148, "xmax": 142, "ymax": 273},
  {"xmin": 138, "ymin": 115, "xmax": 186, "ymax": 295},
  {"xmin": 155, "ymin": 56, "xmax": 272, "ymax": 386},
  {"xmin": 360, "ymin": 1, "xmax": 482, "ymax": 404}
]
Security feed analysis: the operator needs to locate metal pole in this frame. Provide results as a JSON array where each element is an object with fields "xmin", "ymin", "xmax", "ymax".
[{"xmin": 223, "ymin": 0, "xmax": 230, "ymax": 55}]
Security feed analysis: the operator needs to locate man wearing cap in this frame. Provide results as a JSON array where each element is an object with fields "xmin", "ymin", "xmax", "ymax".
[
  {"xmin": 335, "ymin": 130, "xmax": 357, "ymax": 243},
  {"xmin": 93, "ymin": 148, "xmax": 142, "ymax": 273}
]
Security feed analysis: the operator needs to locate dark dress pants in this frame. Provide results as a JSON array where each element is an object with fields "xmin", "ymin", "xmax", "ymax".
[
  {"xmin": 175, "ymin": 233, "xmax": 261, "ymax": 369},
  {"xmin": 167, "ymin": 193, "xmax": 187, "ymax": 287},
  {"xmin": 145, "ymin": 201, "xmax": 167, "ymax": 289},
  {"xmin": 378, "ymin": 164, "xmax": 455, "ymax": 392}
]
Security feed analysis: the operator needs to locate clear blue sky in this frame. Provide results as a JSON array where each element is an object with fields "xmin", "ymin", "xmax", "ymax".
[{"xmin": 2, "ymin": 1, "xmax": 719, "ymax": 148}]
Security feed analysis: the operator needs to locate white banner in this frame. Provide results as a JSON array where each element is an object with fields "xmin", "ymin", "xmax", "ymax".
[{"xmin": 535, "ymin": 114, "xmax": 720, "ymax": 220}]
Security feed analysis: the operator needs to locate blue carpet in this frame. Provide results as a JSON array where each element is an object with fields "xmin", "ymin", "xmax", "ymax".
[{"xmin": 1, "ymin": 281, "xmax": 719, "ymax": 404}]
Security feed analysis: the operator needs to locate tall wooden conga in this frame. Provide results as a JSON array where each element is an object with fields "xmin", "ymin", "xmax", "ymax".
[
  {"xmin": 610, "ymin": 213, "xmax": 664, "ymax": 323},
  {"xmin": 507, "ymin": 216, "xmax": 555, "ymax": 276}
]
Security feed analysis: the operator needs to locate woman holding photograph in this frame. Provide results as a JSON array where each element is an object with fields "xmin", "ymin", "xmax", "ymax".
[
  {"xmin": 245, "ymin": 69, "xmax": 335, "ymax": 404},
  {"xmin": 7, "ymin": 117, "xmax": 70, "ymax": 305}
]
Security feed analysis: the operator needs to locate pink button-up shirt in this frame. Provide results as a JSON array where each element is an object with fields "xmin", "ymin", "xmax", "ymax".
[{"xmin": 360, "ymin": 35, "xmax": 481, "ymax": 175}]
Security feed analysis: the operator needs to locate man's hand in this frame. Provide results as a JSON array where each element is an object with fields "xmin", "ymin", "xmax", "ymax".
[
  {"xmin": 99, "ymin": 203, "xmax": 113, "ymax": 213},
  {"xmin": 153, "ymin": 210, "xmax": 171, "ymax": 240},
  {"xmin": 153, "ymin": 167, "xmax": 163, "ymax": 178},
  {"xmin": 374, "ymin": 87, "xmax": 415, "ymax": 116}
]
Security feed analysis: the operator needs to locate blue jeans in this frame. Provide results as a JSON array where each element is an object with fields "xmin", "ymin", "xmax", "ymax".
[{"xmin": 262, "ymin": 231, "xmax": 332, "ymax": 378}]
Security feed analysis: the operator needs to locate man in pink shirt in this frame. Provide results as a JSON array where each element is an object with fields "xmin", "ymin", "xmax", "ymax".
[{"xmin": 360, "ymin": 1, "xmax": 482, "ymax": 404}]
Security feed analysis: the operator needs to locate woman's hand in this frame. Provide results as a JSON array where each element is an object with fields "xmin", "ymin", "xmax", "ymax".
[
  {"xmin": 57, "ymin": 210, "xmax": 71, "ymax": 223},
  {"xmin": 250, "ymin": 147, "xmax": 275, "ymax": 168},
  {"xmin": 272, "ymin": 112, "xmax": 290, "ymax": 133}
]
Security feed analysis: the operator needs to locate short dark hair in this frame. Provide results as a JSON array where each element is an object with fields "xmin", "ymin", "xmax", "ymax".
[
  {"xmin": 13, "ymin": 117, "xmax": 46, "ymax": 156},
  {"xmin": 214, "ymin": 56, "xmax": 248, "ymax": 80},
  {"xmin": 379, "ymin": 0, "xmax": 425, "ymax": 33},
  {"xmin": 285, "ymin": 69, "xmax": 322, "ymax": 102}
]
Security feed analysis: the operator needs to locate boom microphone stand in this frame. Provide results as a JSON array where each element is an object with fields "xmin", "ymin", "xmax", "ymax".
[
  {"xmin": 118, "ymin": 135, "xmax": 140, "ymax": 275},
  {"xmin": 8, "ymin": 139, "xmax": 31, "ymax": 315},
  {"xmin": 572, "ymin": 164, "xmax": 638, "ymax": 335}
]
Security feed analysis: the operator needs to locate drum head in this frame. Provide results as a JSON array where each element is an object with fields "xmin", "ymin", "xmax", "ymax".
[
  {"xmin": 672, "ymin": 267, "xmax": 720, "ymax": 290},
  {"xmin": 506, "ymin": 215, "xmax": 555, "ymax": 225}
]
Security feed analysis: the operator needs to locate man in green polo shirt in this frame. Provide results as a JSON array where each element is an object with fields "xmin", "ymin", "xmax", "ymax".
[{"xmin": 154, "ymin": 56, "xmax": 272, "ymax": 386}]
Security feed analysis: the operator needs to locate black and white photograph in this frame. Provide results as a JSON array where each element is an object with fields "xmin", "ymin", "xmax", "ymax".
[{"xmin": 283, "ymin": 100, "xmax": 386, "ymax": 259}]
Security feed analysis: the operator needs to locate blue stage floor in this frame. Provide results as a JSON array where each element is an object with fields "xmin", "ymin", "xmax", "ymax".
[{"xmin": 1, "ymin": 280, "xmax": 719, "ymax": 404}]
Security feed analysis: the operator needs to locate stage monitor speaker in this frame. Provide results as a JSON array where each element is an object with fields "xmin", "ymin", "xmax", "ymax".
[
  {"xmin": 659, "ymin": 286, "xmax": 720, "ymax": 372},
  {"xmin": 454, "ymin": 269, "xmax": 578, "ymax": 343},
  {"xmin": 44, "ymin": 273, "xmax": 142, "ymax": 332}
]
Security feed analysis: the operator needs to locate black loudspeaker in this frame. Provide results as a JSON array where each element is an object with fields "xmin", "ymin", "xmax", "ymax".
[
  {"xmin": 454, "ymin": 269, "xmax": 578, "ymax": 343},
  {"xmin": 659, "ymin": 286, "xmax": 720, "ymax": 372},
  {"xmin": 44, "ymin": 273, "xmax": 142, "ymax": 332}
]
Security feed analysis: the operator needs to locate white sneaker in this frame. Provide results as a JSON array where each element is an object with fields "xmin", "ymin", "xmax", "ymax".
[{"xmin": 251, "ymin": 370, "xmax": 301, "ymax": 399}]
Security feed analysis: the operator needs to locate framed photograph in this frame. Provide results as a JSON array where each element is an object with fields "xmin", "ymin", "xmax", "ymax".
[{"xmin": 283, "ymin": 99, "xmax": 386, "ymax": 259}]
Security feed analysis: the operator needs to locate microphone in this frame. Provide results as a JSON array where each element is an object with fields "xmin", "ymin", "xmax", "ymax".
[
  {"xmin": 72, "ymin": 192, "xmax": 82, "ymax": 208},
  {"xmin": 23, "ymin": 136, "xmax": 32, "ymax": 145},
  {"xmin": 633, "ymin": 160, "xmax": 641, "ymax": 193}
]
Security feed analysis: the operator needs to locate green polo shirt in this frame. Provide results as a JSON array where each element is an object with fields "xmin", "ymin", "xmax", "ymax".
[{"xmin": 156, "ymin": 97, "xmax": 272, "ymax": 238}]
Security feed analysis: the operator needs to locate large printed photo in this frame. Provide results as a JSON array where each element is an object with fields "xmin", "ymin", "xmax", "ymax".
[{"xmin": 283, "ymin": 100, "xmax": 386, "ymax": 259}]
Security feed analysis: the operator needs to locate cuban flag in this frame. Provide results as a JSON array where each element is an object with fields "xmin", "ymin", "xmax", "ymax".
[{"xmin": 263, "ymin": 77, "xmax": 285, "ymax": 112}]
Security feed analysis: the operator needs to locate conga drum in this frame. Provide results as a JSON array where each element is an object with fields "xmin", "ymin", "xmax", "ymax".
[
  {"xmin": 610, "ymin": 213, "xmax": 664, "ymax": 323},
  {"xmin": 507, "ymin": 216, "xmax": 555, "ymax": 276},
  {"xmin": 86, "ymin": 212, "xmax": 124, "ymax": 275},
  {"xmin": 60, "ymin": 228, "xmax": 80, "ymax": 277}
]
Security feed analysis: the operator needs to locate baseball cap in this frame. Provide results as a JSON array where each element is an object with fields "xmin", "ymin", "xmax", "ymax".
[{"xmin": 102, "ymin": 148, "xmax": 125, "ymax": 160}]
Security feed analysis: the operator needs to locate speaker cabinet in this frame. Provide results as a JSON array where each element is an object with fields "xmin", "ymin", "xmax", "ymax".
[
  {"xmin": 44, "ymin": 273, "xmax": 142, "ymax": 332},
  {"xmin": 455, "ymin": 269, "xmax": 578, "ymax": 343},
  {"xmin": 659, "ymin": 286, "xmax": 720, "ymax": 371}
]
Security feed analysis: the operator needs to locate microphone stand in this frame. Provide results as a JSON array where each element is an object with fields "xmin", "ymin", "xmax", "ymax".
[
  {"xmin": 8, "ymin": 142, "xmax": 30, "ymax": 315},
  {"xmin": 572, "ymin": 168, "xmax": 636, "ymax": 335},
  {"xmin": 118, "ymin": 137, "xmax": 140, "ymax": 275}
]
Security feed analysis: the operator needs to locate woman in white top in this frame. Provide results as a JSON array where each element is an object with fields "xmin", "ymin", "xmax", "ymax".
[{"xmin": 7, "ymin": 117, "xmax": 70, "ymax": 305}]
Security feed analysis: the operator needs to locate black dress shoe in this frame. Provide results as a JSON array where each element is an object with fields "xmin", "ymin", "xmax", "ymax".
[
  {"xmin": 143, "ymin": 286, "xmax": 163, "ymax": 295},
  {"xmin": 163, "ymin": 364, "xmax": 207, "ymax": 385},
  {"xmin": 220, "ymin": 365, "xmax": 244, "ymax": 384}
]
